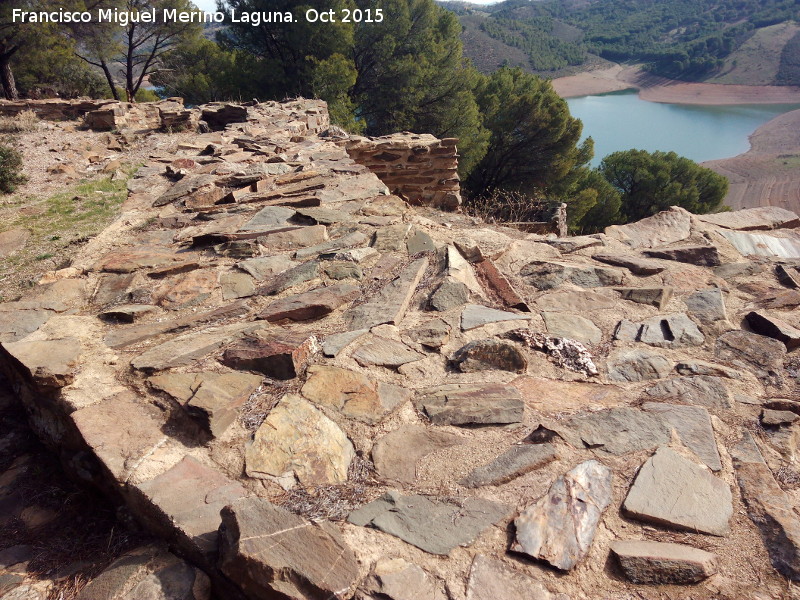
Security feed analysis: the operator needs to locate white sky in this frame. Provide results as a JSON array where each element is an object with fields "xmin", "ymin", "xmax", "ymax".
[{"xmin": 192, "ymin": 0, "xmax": 498, "ymax": 12}]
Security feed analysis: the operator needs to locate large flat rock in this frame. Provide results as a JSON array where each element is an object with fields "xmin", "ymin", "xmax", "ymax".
[
  {"xmin": 372, "ymin": 425, "xmax": 462, "ymax": 484},
  {"xmin": 415, "ymin": 383, "xmax": 524, "ymax": 426},
  {"xmin": 611, "ymin": 540, "xmax": 718, "ymax": 584},
  {"xmin": 561, "ymin": 407, "xmax": 671, "ymax": 455},
  {"xmin": 221, "ymin": 333, "xmax": 318, "ymax": 379},
  {"xmin": 460, "ymin": 304, "xmax": 528, "ymax": 331},
  {"xmin": 604, "ymin": 207, "xmax": 692, "ymax": 249},
  {"xmin": 715, "ymin": 330, "xmax": 786, "ymax": 386},
  {"xmin": 257, "ymin": 283, "xmax": 359, "ymax": 322},
  {"xmin": 642, "ymin": 402, "xmax": 721, "ymax": 471},
  {"xmin": 1, "ymin": 338, "xmax": 81, "ymax": 390},
  {"xmin": 466, "ymin": 555, "xmax": 556, "ymax": 600}
]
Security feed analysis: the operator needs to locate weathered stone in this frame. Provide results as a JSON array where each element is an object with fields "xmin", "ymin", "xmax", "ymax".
[
  {"xmin": 348, "ymin": 491, "xmax": 511, "ymax": 556},
  {"xmin": 610, "ymin": 540, "xmax": 718, "ymax": 584},
  {"xmin": 762, "ymin": 408, "xmax": 799, "ymax": 426},
  {"xmin": 98, "ymin": 249, "xmax": 184, "ymax": 273},
  {"xmin": 257, "ymin": 225, "xmax": 328, "ymax": 250},
  {"xmin": 535, "ymin": 289, "xmax": 617, "ymax": 312},
  {"xmin": 746, "ymin": 310, "xmax": 800, "ymax": 350},
  {"xmin": 776, "ymin": 263, "xmax": 800, "ymax": 288},
  {"xmin": 520, "ymin": 261, "xmax": 624, "ymax": 290},
  {"xmin": 404, "ymin": 318, "xmax": 450, "ymax": 348},
  {"xmin": 344, "ymin": 258, "xmax": 428, "ymax": 330},
  {"xmin": 358, "ymin": 558, "xmax": 446, "ymax": 600},
  {"xmin": 258, "ymin": 283, "xmax": 359, "ymax": 322},
  {"xmin": 674, "ymin": 359, "xmax": 739, "ymax": 379},
  {"xmin": 604, "ymin": 207, "xmax": 692, "ymax": 249},
  {"xmin": 322, "ymin": 329, "xmax": 367, "ymax": 357},
  {"xmin": 607, "ymin": 350, "xmax": 672, "ymax": 382},
  {"xmin": 592, "ymin": 253, "xmax": 667, "ymax": 276},
  {"xmin": 460, "ymin": 304, "xmax": 528, "ymax": 331},
  {"xmin": 1, "ymin": 338, "xmax": 81, "ymax": 390},
  {"xmin": 220, "ymin": 496, "xmax": 359, "ymax": 600},
  {"xmin": 511, "ymin": 376, "xmax": 624, "ymax": 411},
  {"xmin": 154, "ymin": 173, "xmax": 218, "ymax": 207},
  {"xmin": 473, "ymin": 258, "xmax": 530, "ymax": 311},
  {"xmin": 301, "ymin": 365, "xmax": 409, "ymax": 423},
  {"xmin": 294, "ymin": 230, "xmax": 371, "ymax": 260},
  {"xmin": 322, "ymin": 261, "xmax": 363, "ymax": 280},
  {"xmin": 644, "ymin": 245, "xmax": 721, "ymax": 267},
  {"xmin": 546, "ymin": 236, "xmax": 602, "ymax": 253},
  {"xmin": 246, "ymin": 394, "xmax": 354, "ymax": 486},
  {"xmin": 219, "ymin": 271, "xmax": 255, "ymax": 300},
  {"xmin": 562, "ymin": 408, "xmax": 670, "ymax": 455},
  {"xmin": 0, "ymin": 308, "xmax": 53, "ymax": 343},
  {"xmin": 430, "ymin": 279, "xmax": 469, "ymax": 311},
  {"xmin": 642, "ymin": 403, "xmax": 721, "ymax": 470},
  {"xmin": 372, "ymin": 424, "xmax": 462, "ymax": 484},
  {"xmin": 237, "ymin": 255, "xmax": 297, "ymax": 281},
  {"xmin": 512, "ymin": 329, "xmax": 598, "ymax": 375},
  {"xmin": 715, "ymin": 330, "xmax": 786, "ymax": 386},
  {"xmin": 623, "ymin": 447, "xmax": 732, "ymax": 536},
  {"xmin": 644, "ymin": 376, "xmax": 732, "ymax": 411},
  {"xmin": 613, "ymin": 319, "xmax": 641, "ymax": 341},
  {"xmin": 154, "ymin": 269, "xmax": 216, "ymax": 309},
  {"xmin": 542, "ymin": 312, "xmax": 602, "ymax": 345},
  {"xmin": 714, "ymin": 261, "xmax": 763, "ymax": 279},
  {"xmin": 415, "ymin": 383, "xmax": 524, "ymax": 426},
  {"xmin": 637, "ymin": 313, "xmax": 705, "ymax": 348},
  {"xmin": 98, "ymin": 304, "xmax": 158, "ymax": 323},
  {"xmin": 258, "ymin": 260, "xmax": 319, "ymax": 295},
  {"xmin": 352, "ymin": 337, "xmax": 425, "ymax": 369},
  {"xmin": 213, "ymin": 240, "xmax": 259, "ymax": 258},
  {"xmin": 512, "ymin": 460, "xmax": 613, "ymax": 570},
  {"xmin": 0, "ymin": 229, "xmax": 29, "ymax": 258},
  {"xmin": 453, "ymin": 338, "xmax": 527, "ymax": 373},
  {"xmin": 684, "ymin": 288, "xmax": 727, "ymax": 324},
  {"xmin": 616, "ymin": 287, "xmax": 672, "ymax": 309},
  {"xmin": 221, "ymin": 333, "xmax": 318, "ymax": 379},
  {"xmin": 372, "ymin": 223, "xmax": 412, "ymax": 252},
  {"xmin": 406, "ymin": 228, "xmax": 435, "ymax": 254},
  {"xmin": 466, "ymin": 555, "xmax": 556, "ymax": 600},
  {"xmin": 330, "ymin": 246, "xmax": 379, "ymax": 263},
  {"xmin": 697, "ymin": 206, "xmax": 800, "ymax": 230},
  {"xmin": 735, "ymin": 459, "xmax": 800, "ymax": 580},
  {"xmin": 460, "ymin": 443, "xmax": 557, "ymax": 487},
  {"xmin": 146, "ymin": 261, "xmax": 200, "ymax": 280},
  {"xmin": 239, "ymin": 206, "xmax": 296, "ymax": 231}
]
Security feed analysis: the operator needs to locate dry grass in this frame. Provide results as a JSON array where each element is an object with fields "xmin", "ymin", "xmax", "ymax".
[
  {"xmin": 0, "ymin": 110, "xmax": 40, "ymax": 133},
  {"xmin": 463, "ymin": 189, "xmax": 556, "ymax": 224},
  {"xmin": 239, "ymin": 379, "xmax": 298, "ymax": 431}
]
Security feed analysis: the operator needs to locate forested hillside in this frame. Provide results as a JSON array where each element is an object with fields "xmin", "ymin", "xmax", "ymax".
[{"xmin": 445, "ymin": 0, "xmax": 800, "ymax": 84}]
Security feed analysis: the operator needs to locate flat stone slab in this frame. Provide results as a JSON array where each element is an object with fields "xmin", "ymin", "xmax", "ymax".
[
  {"xmin": 460, "ymin": 443, "xmax": 558, "ymax": 487},
  {"xmin": 322, "ymin": 329, "xmax": 367, "ymax": 357},
  {"xmin": 542, "ymin": 312, "xmax": 602, "ymax": 344},
  {"xmin": 360, "ymin": 558, "xmax": 446, "ymax": 600},
  {"xmin": 237, "ymin": 255, "xmax": 297, "ymax": 281},
  {"xmin": 246, "ymin": 394, "xmax": 354, "ymax": 486},
  {"xmin": 561, "ymin": 407, "xmax": 671, "ymax": 455},
  {"xmin": 644, "ymin": 375, "xmax": 732, "ymax": 411},
  {"xmin": 644, "ymin": 245, "xmax": 721, "ymax": 267},
  {"xmin": 461, "ymin": 304, "xmax": 528, "ymax": 331},
  {"xmin": 220, "ymin": 496, "xmax": 359, "ymax": 600},
  {"xmin": 258, "ymin": 283, "xmax": 359, "ymax": 322},
  {"xmin": 607, "ymin": 349, "xmax": 672, "ymax": 382},
  {"xmin": 98, "ymin": 304, "xmax": 159, "ymax": 323},
  {"xmin": 430, "ymin": 279, "xmax": 469, "ymax": 311},
  {"xmin": 697, "ymin": 206, "xmax": 800, "ymax": 230},
  {"xmin": 592, "ymin": 253, "xmax": 666, "ymax": 276},
  {"xmin": 642, "ymin": 402, "xmax": 721, "ymax": 471},
  {"xmin": 452, "ymin": 339, "xmax": 528, "ymax": 373},
  {"xmin": 98, "ymin": 248, "xmax": 184, "ymax": 274},
  {"xmin": 746, "ymin": 310, "xmax": 800, "ymax": 350},
  {"xmin": 513, "ymin": 460, "xmax": 613, "ymax": 570},
  {"xmin": 466, "ymin": 555, "xmax": 557, "ymax": 600},
  {"xmin": 1, "ymin": 338, "xmax": 81, "ymax": 390},
  {"xmin": 604, "ymin": 207, "xmax": 692, "ymax": 249},
  {"xmin": 154, "ymin": 269, "xmax": 217, "ymax": 310},
  {"xmin": 301, "ymin": 365, "xmax": 409, "ymax": 424},
  {"xmin": 685, "ymin": 288, "xmax": 727, "ymax": 323},
  {"xmin": 414, "ymin": 383, "xmax": 524, "ymax": 426},
  {"xmin": 348, "ymin": 491, "xmax": 511, "ymax": 556},
  {"xmin": 257, "ymin": 260, "xmax": 319, "ymax": 295},
  {"xmin": 351, "ymin": 337, "xmax": 425, "ymax": 369},
  {"xmin": 295, "ymin": 230, "xmax": 370, "ymax": 259},
  {"xmin": 221, "ymin": 333, "xmax": 318, "ymax": 379},
  {"xmin": 611, "ymin": 540, "xmax": 718, "ymax": 584},
  {"xmin": 520, "ymin": 261, "xmax": 624, "ymax": 290},
  {"xmin": 404, "ymin": 318, "xmax": 450, "ymax": 349},
  {"xmin": 0, "ymin": 308, "xmax": 52, "ymax": 343},
  {"xmin": 623, "ymin": 447, "xmax": 732, "ymax": 536},
  {"xmin": 616, "ymin": 287, "xmax": 672, "ymax": 310},
  {"xmin": 238, "ymin": 205, "xmax": 295, "ymax": 231},
  {"xmin": 372, "ymin": 424, "xmax": 462, "ymax": 484},
  {"xmin": 638, "ymin": 313, "xmax": 704, "ymax": 348},
  {"xmin": 219, "ymin": 271, "xmax": 255, "ymax": 300},
  {"xmin": 715, "ymin": 330, "xmax": 786, "ymax": 386}
]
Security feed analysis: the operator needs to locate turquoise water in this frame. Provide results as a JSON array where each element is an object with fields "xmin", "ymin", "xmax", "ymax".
[{"xmin": 566, "ymin": 89, "xmax": 800, "ymax": 167}]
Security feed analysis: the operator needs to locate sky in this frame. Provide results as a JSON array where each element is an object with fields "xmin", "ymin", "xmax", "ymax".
[{"xmin": 191, "ymin": 0, "xmax": 498, "ymax": 11}]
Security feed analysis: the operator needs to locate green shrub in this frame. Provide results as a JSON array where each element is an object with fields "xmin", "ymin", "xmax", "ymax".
[{"xmin": 0, "ymin": 144, "xmax": 26, "ymax": 194}]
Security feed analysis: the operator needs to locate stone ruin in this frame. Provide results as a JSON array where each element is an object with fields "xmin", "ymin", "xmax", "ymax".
[{"xmin": 3, "ymin": 97, "xmax": 800, "ymax": 599}]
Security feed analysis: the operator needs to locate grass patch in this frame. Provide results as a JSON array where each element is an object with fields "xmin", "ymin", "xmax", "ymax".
[{"xmin": 0, "ymin": 110, "xmax": 40, "ymax": 134}]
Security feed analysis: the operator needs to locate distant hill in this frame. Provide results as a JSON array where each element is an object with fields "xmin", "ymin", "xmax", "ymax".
[{"xmin": 442, "ymin": 0, "xmax": 800, "ymax": 85}]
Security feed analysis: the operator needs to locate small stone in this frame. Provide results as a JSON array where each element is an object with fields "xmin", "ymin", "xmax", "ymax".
[
  {"xmin": 460, "ymin": 304, "xmax": 528, "ymax": 331},
  {"xmin": 715, "ymin": 330, "xmax": 786, "ymax": 386},
  {"xmin": 406, "ymin": 228, "xmax": 435, "ymax": 254},
  {"xmin": 460, "ymin": 443, "xmax": 557, "ymax": 487},
  {"xmin": 746, "ymin": 310, "xmax": 800, "ymax": 350},
  {"xmin": 685, "ymin": 288, "xmax": 727, "ymax": 323},
  {"xmin": 246, "ymin": 394, "xmax": 354, "ymax": 486},
  {"xmin": 453, "ymin": 339, "xmax": 527, "ymax": 373},
  {"xmin": 430, "ymin": 279, "xmax": 469, "ymax": 311},
  {"xmin": 607, "ymin": 350, "xmax": 672, "ymax": 382},
  {"xmin": 638, "ymin": 313, "xmax": 704, "ymax": 348},
  {"xmin": 762, "ymin": 409, "xmax": 799, "ymax": 426},
  {"xmin": 258, "ymin": 283, "xmax": 359, "ymax": 322},
  {"xmin": 238, "ymin": 255, "xmax": 297, "ymax": 281},
  {"xmin": 372, "ymin": 223, "xmax": 412, "ymax": 252},
  {"xmin": 616, "ymin": 287, "xmax": 672, "ymax": 309},
  {"xmin": 466, "ymin": 555, "xmax": 556, "ymax": 600},
  {"xmin": 348, "ymin": 491, "xmax": 511, "ymax": 556},
  {"xmin": 404, "ymin": 318, "xmax": 450, "ymax": 348},
  {"xmin": 542, "ymin": 312, "xmax": 602, "ymax": 345},
  {"xmin": 372, "ymin": 424, "xmax": 462, "ymax": 484},
  {"xmin": 351, "ymin": 337, "xmax": 425, "ymax": 369},
  {"xmin": 623, "ymin": 447, "xmax": 732, "ymax": 536},
  {"xmin": 592, "ymin": 253, "xmax": 666, "ymax": 276},
  {"xmin": 257, "ymin": 260, "xmax": 319, "ymax": 295},
  {"xmin": 613, "ymin": 319, "xmax": 640, "ymax": 341},
  {"xmin": 322, "ymin": 261, "xmax": 362, "ymax": 280},
  {"xmin": 415, "ymin": 383, "xmax": 525, "ymax": 426},
  {"xmin": 644, "ymin": 245, "xmax": 721, "ymax": 267},
  {"xmin": 611, "ymin": 540, "xmax": 718, "ymax": 584},
  {"xmin": 219, "ymin": 271, "xmax": 255, "ymax": 300},
  {"xmin": 512, "ymin": 460, "xmax": 613, "ymax": 570}
]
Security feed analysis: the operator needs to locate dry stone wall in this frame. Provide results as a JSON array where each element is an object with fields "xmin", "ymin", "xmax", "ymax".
[{"xmin": 3, "ymin": 98, "xmax": 800, "ymax": 600}]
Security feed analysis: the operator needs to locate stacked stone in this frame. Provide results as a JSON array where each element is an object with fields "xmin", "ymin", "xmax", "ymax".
[
  {"xmin": 0, "ymin": 97, "xmax": 118, "ymax": 119},
  {"xmin": 343, "ymin": 133, "xmax": 462, "ymax": 210},
  {"xmin": 3, "ymin": 98, "xmax": 800, "ymax": 600}
]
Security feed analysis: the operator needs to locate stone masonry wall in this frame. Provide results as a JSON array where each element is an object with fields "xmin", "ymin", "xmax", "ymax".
[{"xmin": 343, "ymin": 133, "xmax": 462, "ymax": 211}]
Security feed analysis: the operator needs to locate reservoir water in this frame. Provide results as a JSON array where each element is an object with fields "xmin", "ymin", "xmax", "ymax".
[{"xmin": 566, "ymin": 89, "xmax": 800, "ymax": 167}]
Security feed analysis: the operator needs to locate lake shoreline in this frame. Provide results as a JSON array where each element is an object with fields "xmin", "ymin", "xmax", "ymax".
[{"xmin": 553, "ymin": 64, "xmax": 800, "ymax": 105}]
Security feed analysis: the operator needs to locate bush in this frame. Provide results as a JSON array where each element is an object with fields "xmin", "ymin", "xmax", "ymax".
[
  {"xmin": 0, "ymin": 144, "xmax": 27, "ymax": 193},
  {"xmin": 0, "ymin": 110, "xmax": 39, "ymax": 134}
]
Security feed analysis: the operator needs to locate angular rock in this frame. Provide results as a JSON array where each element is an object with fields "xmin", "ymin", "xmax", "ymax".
[
  {"xmin": 98, "ymin": 304, "xmax": 158, "ymax": 323},
  {"xmin": 473, "ymin": 257, "xmax": 531, "ymax": 311},
  {"xmin": 0, "ymin": 308, "xmax": 52, "ymax": 343},
  {"xmin": 674, "ymin": 359, "xmax": 739, "ymax": 379},
  {"xmin": 562, "ymin": 408, "xmax": 671, "ymax": 455},
  {"xmin": 237, "ymin": 255, "xmax": 297, "ymax": 281},
  {"xmin": 257, "ymin": 260, "xmax": 319, "ymax": 295},
  {"xmin": 301, "ymin": 365, "xmax": 409, "ymax": 424},
  {"xmin": 322, "ymin": 261, "xmax": 362, "ymax": 280},
  {"xmin": 358, "ymin": 558, "xmax": 446, "ymax": 600},
  {"xmin": 466, "ymin": 555, "xmax": 556, "ymax": 600},
  {"xmin": 535, "ymin": 289, "xmax": 617, "ymax": 312},
  {"xmin": 512, "ymin": 460, "xmax": 613, "ymax": 570},
  {"xmin": 610, "ymin": 540, "xmax": 718, "ymax": 584},
  {"xmin": 542, "ymin": 312, "xmax": 602, "ymax": 345},
  {"xmin": 520, "ymin": 261, "xmax": 624, "ymax": 290},
  {"xmin": 257, "ymin": 225, "xmax": 328, "ymax": 251},
  {"xmin": 238, "ymin": 205, "xmax": 296, "ymax": 231},
  {"xmin": 406, "ymin": 228, "xmax": 435, "ymax": 254},
  {"xmin": 415, "ymin": 383, "xmax": 525, "ymax": 426},
  {"xmin": 154, "ymin": 173, "xmax": 218, "ymax": 207},
  {"xmin": 460, "ymin": 304, "xmax": 528, "ymax": 331},
  {"xmin": 644, "ymin": 376, "xmax": 732, "ymax": 411},
  {"xmin": 746, "ymin": 310, "xmax": 800, "ymax": 350},
  {"xmin": 322, "ymin": 329, "xmax": 367, "ymax": 357},
  {"xmin": 98, "ymin": 249, "xmax": 184, "ymax": 274},
  {"xmin": 258, "ymin": 283, "xmax": 359, "ymax": 322},
  {"xmin": 715, "ymin": 330, "xmax": 786, "ymax": 386},
  {"xmin": 154, "ymin": 269, "xmax": 216, "ymax": 309},
  {"xmin": 351, "ymin": 337, "xmax": 424, "ymax": 369},
  {"xmin": 372, "ymin": 424, "xmax": 462, "ymax": 484},
  {"xmin": 221, "ymin": 333, "xmax": 318, "ymax": 379},
  {"xmin": 460, "ymin": 443, "xmax": 558, "ymax": 487},
  {"xmin": 512, "ymin": 329, "xmax": 598, "ymax": 375},
  {"xmin": 546, "ymin": 235, "xmax": 602, "ymax": 253},
  {"xmin": 511, "ymin": 376, "xmax": 624, "ymax": 411},
  {"xmin": 684, "ymin": 288, "xmax": 727, "ymax": 324},
  {"xmin": 219, "ymin": 271, "xmax": 255, "ymax": 300},
  {"xmin": 592, "ymin": 253, "xmax": 667, "ymax": 276},
  {"xmin": 330, "ymin": 246, "xmax": 378, "ymax": 263},
  {"xmin": 430, "ymin": 279, "xmax": 469, "ymax": 311},
  {"xmin": 294, "ymin": 230, "xmax": 371, "ymax": 260},
  {"xmin": 607, "ymin": 350, "xmax": 672, "ymax": 382},
  {"xmin": 453, "ymin": 339, "xmax": 527, "ymax": 373},
  {"xmin": 644, "ymin": 245, "xmax": 721, "ymax": 267},
  {"xmin": 697, "ymin": 206, "xmax": 800, "ymax": 230},
  {"xmin": 220, "ymin": 496, "xmax": 359, "ymax": 600},
  {"xmin": 404, "ymin": 318, "xmax": 450, "ymax": 348},
  {"xmin": 1, "ymin": 338, "xmax": 81, "ymax": 390},
  {"xmin": 344, "ymin": 258, "xmax": 428, "ymax": 330},
  {"xmin": 762, "ymin": 408, "xmax": 799, "ymax": 426},
  {"xmin": 604, "ymin": 207, "xmax": 692, "ymax": 249},
  {"xmin": 616, "ymin": 287, "xmax": 672, "ymax": 309},
  {"xmin": 642, "ymin": 403, "xmax": 721, "ymax": 471},
  {"xmin": 372, "ymin": 223, "xmax": 412, "ymax": 252},
  {"xmin": 638, "ymin": 313, "xmax": 704, "ymax": 348},
  {"xmin": 348, "ymin": 491, "xmax": 511, "ymax": 556},
  {"xmin": 245, "ymin": 394, "xmax": 354, "ymax": 486},
  {"xmin": 623, "ymin": 447, "xmax": 732, "ymax": 536}
]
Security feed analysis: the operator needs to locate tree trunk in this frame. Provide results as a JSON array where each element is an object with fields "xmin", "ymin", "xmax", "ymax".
[
  {"xmin": 0, "ymin": 55, "xmax": 19, "ymax": 100},
  {"xmin": 100, "ymin": 61, "xmax": 119, "ymax": 101}
]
